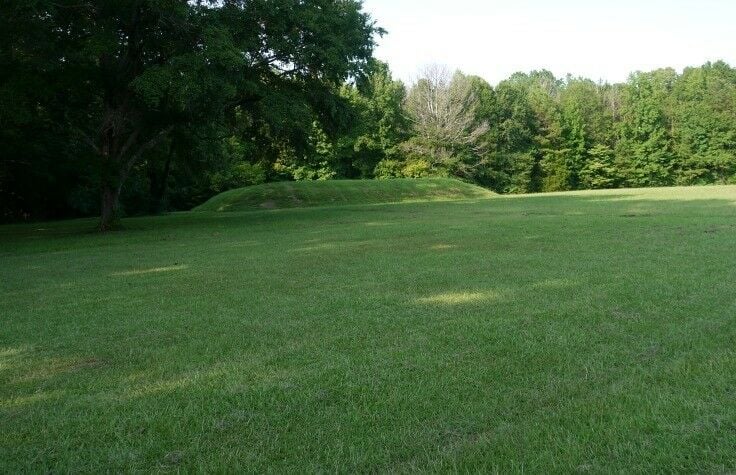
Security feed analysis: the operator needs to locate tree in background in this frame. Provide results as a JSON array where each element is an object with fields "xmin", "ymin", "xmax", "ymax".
[
  {"xmin": 580, "ymin": 144, "xmax": 620, "ymax": 189},
  {"xmin": 551, "ymin": 78, "xmax": 609, "ymax": 190},
  {"xmin": 3, "ymin": 5, "xmax": 736, "ymax": 227},
  {"xmin": 616, "ymin": 69, "xmax": 677, "ymax": 187},
  {"xmin": 1, "ymin": 0, "xmax": 380, "ymax": 229},
  {"xmin": 400, "ymin": 66, "xmax": 489, "ymax": 180},
  {"xmin": 336, "ymin": 61, "xmax": 410, "ymax": 178},
  {"xmin": 671, "ymin": 61, "xmax": 736, "ymax": 184},
  {"xmin": 481, "ymin": 77, "xmax": 536, "ymax": 193}
]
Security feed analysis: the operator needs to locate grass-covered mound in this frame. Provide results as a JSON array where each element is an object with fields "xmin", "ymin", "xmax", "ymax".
[{"xmin": 194, "ymin": 178, "xmax": 494, "ymax": 212}]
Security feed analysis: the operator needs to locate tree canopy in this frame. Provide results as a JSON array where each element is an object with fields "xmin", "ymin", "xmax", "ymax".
[
  {"xmin": 1, "ymin": 0, "xmax": 381, "ymax": 228},
  {"xmin": 2, "ymin": 2, "xmax": 736, "ymax": 226}
]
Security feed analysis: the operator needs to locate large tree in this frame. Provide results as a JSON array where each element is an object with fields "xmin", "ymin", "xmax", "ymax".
[
  {"xmin": 671, "ymin": 61, "xmax": 736, "ymax": 184},
  {"xmin": 1, "ymin": 0, "xmax": 380, "ymax": 229},
  {"xmin": 402, "ymin": 65, "xmax": 489, "ymax": 179},
  {"xmin": 335, "ymin": 60, "xmax": 409, "ymax": 178},
  {"xmin": 616, "ymin": 69, "xmax": 677, "ymax": 186}
]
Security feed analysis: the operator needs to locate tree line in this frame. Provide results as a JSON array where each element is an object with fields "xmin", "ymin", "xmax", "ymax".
[
  {"xmin": 395, "ymin": 62, "xmax": 736, "ymax": 194},
  {"xmin": 2, "ymin": 2, "xmax": 735, "ymax": 228}
]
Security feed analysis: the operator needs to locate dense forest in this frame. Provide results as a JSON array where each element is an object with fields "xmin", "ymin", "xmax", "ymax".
[{"xmin": 2, "ymin": 1, "xmax": 736, "ymax": 227}]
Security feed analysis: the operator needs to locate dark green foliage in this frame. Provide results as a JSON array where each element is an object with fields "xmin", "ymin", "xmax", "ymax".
[
  {"xmin": 0, "ymin": 0, "xmax": 380, "ymax": 227},
  {"xmin": 459, "ymin": 63, "xmax": 736, "ymax": 194},
  {"xmin": 580, "ymin": 145, "xmax": 621, "ymax": 189},
  {"xmin": 616, "ymin": 69, "xmax": 678, "ymax": 186},
  {"xmin": 671, "ymin": 62, "xmax": 736, "ymax": 184},
  {"xmin": 1, "ymin": 0, "xmax": 736, "ymax": 225},
  {"xmin": 335, "ymin": 61, "xmax": 410, "ymax": 178}
]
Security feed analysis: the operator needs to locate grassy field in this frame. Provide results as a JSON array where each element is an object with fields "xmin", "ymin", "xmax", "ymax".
[
  {"xmin": 2, "ymin": 182, "xmax": 736, "ymax": 472},
  {"xmin": 194, "ymin": 177, "xmax": 494, "ymax": 212}
]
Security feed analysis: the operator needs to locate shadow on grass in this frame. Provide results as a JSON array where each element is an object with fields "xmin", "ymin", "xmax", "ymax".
[{"xmin": 2, "ymin": 186, "xmax": 735, "ymax": 245}]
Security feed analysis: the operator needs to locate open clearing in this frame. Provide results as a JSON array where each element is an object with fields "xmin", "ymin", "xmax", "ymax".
[{"xmin": 2, "ymin": 183, "xmax": 736, "ymax": 472}]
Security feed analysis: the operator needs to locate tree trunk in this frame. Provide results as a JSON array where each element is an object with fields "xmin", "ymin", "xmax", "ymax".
[
  {"xmin": 149, "ymin": 149, "xmax": 173, "ymax": 214},
  {"xmin": 99, "ymin": 183, "xmax": 121, "ymax": 231},
  {"xmin": 95, "ymin": 112, "xmax": 172, "ymax": 230}
]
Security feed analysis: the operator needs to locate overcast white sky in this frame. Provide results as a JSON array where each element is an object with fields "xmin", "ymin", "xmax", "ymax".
[{"xmin": 361, "ymin": 0, "xmax": 736, "ymax": 85}]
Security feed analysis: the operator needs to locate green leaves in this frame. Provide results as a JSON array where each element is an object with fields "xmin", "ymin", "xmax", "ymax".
[
  {"xmin": 671, "ymin": 62, "xmax": 736, "ymax": 184},
  {"xmin": 1, "ymin": 0, "xmax": 381, "ymax": 223}
]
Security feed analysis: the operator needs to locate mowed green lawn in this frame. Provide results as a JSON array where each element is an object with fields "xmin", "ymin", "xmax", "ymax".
[{"xmin": 2, "ymin": 184, "xmax": 736, "ymax": 472}]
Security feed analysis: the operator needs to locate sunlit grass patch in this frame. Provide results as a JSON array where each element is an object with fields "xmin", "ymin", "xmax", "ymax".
[
  {"xmin": 415, "ymin": 290, "xmax": 504, "ymax": 305},
  {"xmin": 429, "ymin": 244, "xmax": 457, "ymax": 250},
  {"xmin": 290, "ymin": 243, "xmax": 338, "ymax": 252},
  {"xmin": 0, "ymin": 390, "xmax": 63, "ymax": 409},
  {"xmin": 364, "ymin": 221, "xmax": 395, "ymax": 227},
  {"xmin": 112, "ymin": 265, "xmax": 188, "ymax": 276}
]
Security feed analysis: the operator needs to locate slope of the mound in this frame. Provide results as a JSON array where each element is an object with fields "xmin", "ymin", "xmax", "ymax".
[{"xmin": 194, "ymin": 178, "xmax": 495, "ymax": 212}]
